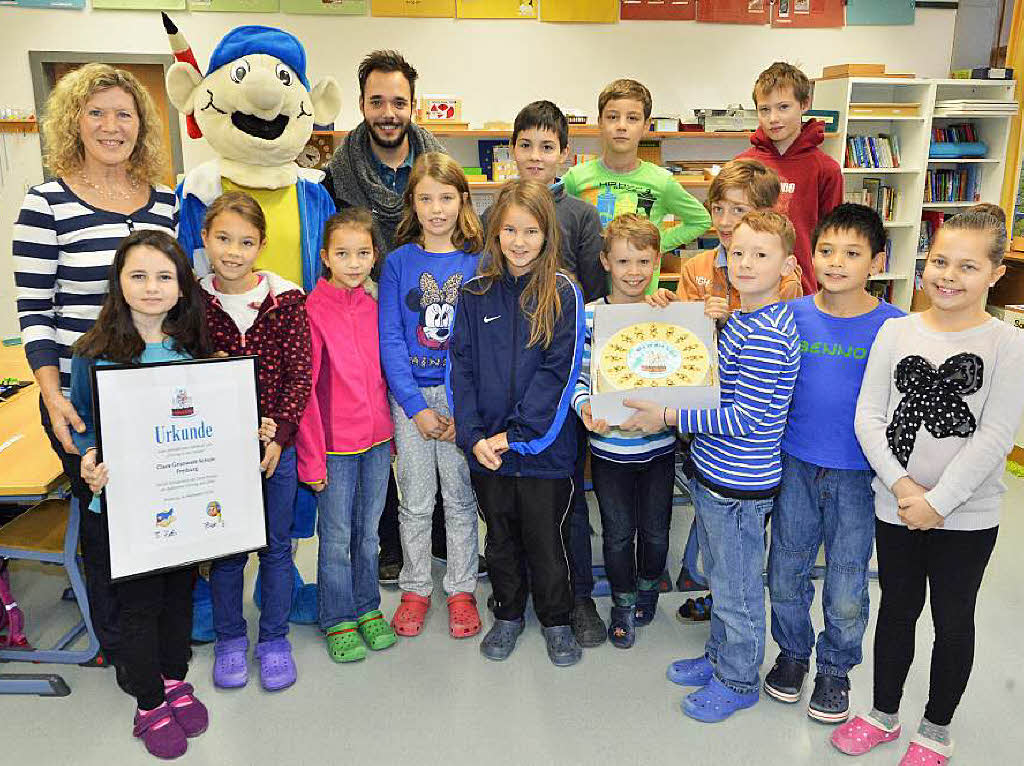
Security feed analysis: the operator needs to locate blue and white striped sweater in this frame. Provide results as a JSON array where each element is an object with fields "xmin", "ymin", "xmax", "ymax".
[
  {"xmin": 572, "ymin": 299, "xmax": 677, "ymax": 464},
  {"xmin": 680, "ymin": 302, "xmax": 800, "ymax": 496},
  {"xmin": 13, "ymin": 180, "xmax": 178, "ymax": 392}
]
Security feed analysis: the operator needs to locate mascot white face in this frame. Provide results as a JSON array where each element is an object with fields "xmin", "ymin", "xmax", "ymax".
[{"xmin": 166, "ymin": 27, "xmax": 340, "ymax": 174}]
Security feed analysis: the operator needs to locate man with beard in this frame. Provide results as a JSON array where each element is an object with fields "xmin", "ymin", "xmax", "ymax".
[
  {"xmin": 324, "ymin": 50, "xmax": 446, "ymax": 255},
  {"xmin": 323, "ymin": 50, "xmax": 449, "ymax": 584}
]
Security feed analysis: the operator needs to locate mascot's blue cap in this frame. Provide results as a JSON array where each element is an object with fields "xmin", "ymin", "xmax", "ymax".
[{"xmin": 208, "ymin": 25, "xmax": 310, "ymax": 90}]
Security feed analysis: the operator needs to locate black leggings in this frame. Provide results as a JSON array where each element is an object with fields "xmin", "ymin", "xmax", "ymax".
[{"xmin": 873, "ymin": 519, "xmax": 997, "ymax": 726}]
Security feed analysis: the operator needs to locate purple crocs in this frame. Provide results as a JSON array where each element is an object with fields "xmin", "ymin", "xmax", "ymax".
[
  {"xmin": 683, "ymin": 676, "xmax": 759, "ymax": 723},
  {"xmin": 133, "ymin": 702, "xmax": 187, "ymax": 760},
  {"xmin": 255, "ymin": 638, "xmax": 297, "ymax": 692},
  {"xmin": 213, "ymin": 636, "xmax": 249, "ymax": 689}
]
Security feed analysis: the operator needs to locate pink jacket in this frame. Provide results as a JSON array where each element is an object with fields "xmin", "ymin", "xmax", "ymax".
[{"xmin": 296, "ymin": 278, "xmax": 393, "ymax": 484}]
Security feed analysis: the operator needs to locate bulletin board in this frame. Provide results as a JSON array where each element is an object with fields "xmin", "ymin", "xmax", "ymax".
[
  {"xmin": 771, "ymin": 0, "xmax": 844, "ymax": 28},
  {"xmin": 620, "ymin": 0, "xmax": 695, "ymax": 21},
  {"xmin": 695, "ymin": 0, "xmax": 768, "ymax": 25},
  {"xmin": 371, "ymin": 0, "xmax": 455, "ymax": 16},
  {"xmin": 456, "ymin": 0, "xmax": 536, "ymax": 18},
  {"xmin": 540, "ymin": 0, "xmax": 618, "ymax": 23}
]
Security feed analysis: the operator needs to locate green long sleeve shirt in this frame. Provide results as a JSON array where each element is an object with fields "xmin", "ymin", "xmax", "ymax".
[{"xmin": 562, "ymin": 159, "xmax": 711, "ymax": 292}]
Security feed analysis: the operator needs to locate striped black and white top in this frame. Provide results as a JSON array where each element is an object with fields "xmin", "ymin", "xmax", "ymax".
[
  {"xmin": 13, "ymin": 180, "xmax": 178, "ymax": 393},
  {"xmin": 682, "ymin": 302, "xmax": 801, "ymax": 498}
]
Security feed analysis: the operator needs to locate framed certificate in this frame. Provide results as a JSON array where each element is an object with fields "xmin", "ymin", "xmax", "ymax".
[{"xmin": 92, "ymin": 356, "xmax": 267, "ymax": 581}]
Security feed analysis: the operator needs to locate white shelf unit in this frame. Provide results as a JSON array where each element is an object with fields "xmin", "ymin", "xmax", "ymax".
[{"xmin": 812, "ymin": 77, "xmax": 1016, "ymax": 311}]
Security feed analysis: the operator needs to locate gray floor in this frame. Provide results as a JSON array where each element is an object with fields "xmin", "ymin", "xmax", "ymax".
[{"xmin": 3, "ymin": 476, "xmax": 1024, "ymax": 765}]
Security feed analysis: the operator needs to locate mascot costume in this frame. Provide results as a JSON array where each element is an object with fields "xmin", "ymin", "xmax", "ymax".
[{"xmin": 163, "ymin": 15, "xmax": 341, "ymax": 638}]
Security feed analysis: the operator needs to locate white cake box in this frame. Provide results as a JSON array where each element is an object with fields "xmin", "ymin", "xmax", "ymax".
[{"xmin": 589, "ymin": 301, "xmax": 720, "ymax": 426}]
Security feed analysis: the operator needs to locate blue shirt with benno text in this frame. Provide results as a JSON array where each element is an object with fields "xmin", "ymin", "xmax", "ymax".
[{"xmin": 782, "ymin": 295, "xmax": 904, "ymax": 470}]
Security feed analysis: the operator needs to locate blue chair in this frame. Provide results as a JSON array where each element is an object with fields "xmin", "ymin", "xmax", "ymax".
[{"xmin": 0, "ymin": 497, "xmax": 99, "ymax": 696}]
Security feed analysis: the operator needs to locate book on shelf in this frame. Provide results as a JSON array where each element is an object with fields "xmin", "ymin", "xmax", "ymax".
[
  {"xmin": 845, "ymin": 178, "xmax": 900, "ymax": 221},
  {"xmin": 933, "ymin": 122, "xmax": 977, "ymax": 143},
  {"xmin": 923, "ymin": 167, "xmax": 982, "ymax": 203},
  {"xmin": 846, "ymin": 134, "xmax": 901, "ymax": 169}
]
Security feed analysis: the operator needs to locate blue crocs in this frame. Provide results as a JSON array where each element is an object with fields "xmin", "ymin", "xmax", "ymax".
[
  {"xmin": 683, "ymin": 677, "xmax": 759, "ymax": 723},
  {"xmin": 667, "ymin": 655, "xmax": 714, "ymax": 686}
]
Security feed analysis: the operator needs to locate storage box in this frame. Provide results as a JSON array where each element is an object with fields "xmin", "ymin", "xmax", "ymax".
[
  {"xmin": 651, "ymin": 116, "xmax": 680, "ymax": 132},
  {"xmin": 418, "ymin": 95, "xmax": 461, "ymax": 122},
  {"xmin": 987, "ymin": 304, "xmax": 1024, "ymax": 331},
  {"xmin": 822, "ymin": 63, "xmax": 886, "ymax": 79},
  {"xmin": 588, "ymin": 302, "xmax": 720, "ymax": 426}
]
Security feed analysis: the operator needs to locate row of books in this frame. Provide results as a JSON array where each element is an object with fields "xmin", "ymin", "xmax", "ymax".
[
  {"xmin": 933, "ymin": 122, "xmax": 978, "ymax": 143},
  {"xmin": 846, "ymin": 134, "xmax": 902, "ymax": 169},
  {"xmin": 918, "ymin": 210, "xmax": 947, "ymax": 253},
  {"xmin": 924, "ymin": 167, "xmax": 982, "ymax": 203},
  {"xmin": 845, "ymin": 179, "xmax": 900, "ymax": 221}
]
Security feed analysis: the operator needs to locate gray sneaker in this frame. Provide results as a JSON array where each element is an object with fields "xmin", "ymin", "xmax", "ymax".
[
  {"xmin": 480, "ymin": 618, "xmax": 524, "ymax": 661},
  {"xmin": 542, "ymin": 625, "xmax": 582, "ymax": 667},
  {"xmin": 571, "ymin": 597, "xmax": 607, "ymax": 647}
]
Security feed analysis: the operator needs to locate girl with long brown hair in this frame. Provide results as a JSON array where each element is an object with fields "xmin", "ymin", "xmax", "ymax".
[
  {"xmin": 447, "ymin": 179, "xmax": 586, "ymax": 667},
  {"xmin": 379, "ymin": 152, "xmax": 484, "ymax": 639}
]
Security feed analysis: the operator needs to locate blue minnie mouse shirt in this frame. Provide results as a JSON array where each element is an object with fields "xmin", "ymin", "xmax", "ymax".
[
  {"xmin": 379, "ymin": 243, "xmax": 480, "ymax": 419},
  {"xmin": 782, "ymin": 295, "xmax": 904, "ymax": 471},
  {"xmin": 854, "ymin": 313, "xmax": 1024, "ymax": 531}
]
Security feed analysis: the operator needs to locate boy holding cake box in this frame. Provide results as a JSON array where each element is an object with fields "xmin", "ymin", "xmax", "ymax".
[
  {"xmin": 624, "ymin": 210, "xmax": 801, "ymax": 723},
  {"xmin": 571, "ymin": 214, "xmax": 678, "ymax": 649}
]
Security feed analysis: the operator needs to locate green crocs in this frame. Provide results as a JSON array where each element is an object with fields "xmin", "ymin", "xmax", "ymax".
[
  {"xmin": 325, "ymin": 621, "xmax": 366, "ymax": 663},
  {"xmin": 357, "ymin": 610, "xmax": 397, "ymax": 651}
]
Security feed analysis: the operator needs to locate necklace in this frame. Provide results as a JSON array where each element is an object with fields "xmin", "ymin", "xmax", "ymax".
[{"xmin": 77, "ymin": 171, "xmax": 141, "ymax": 201}]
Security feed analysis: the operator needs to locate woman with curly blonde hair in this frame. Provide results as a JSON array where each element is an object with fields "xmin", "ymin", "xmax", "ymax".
[{"xmin": 12, "ymin": 63, "xmax": 178, "ymax": 681}]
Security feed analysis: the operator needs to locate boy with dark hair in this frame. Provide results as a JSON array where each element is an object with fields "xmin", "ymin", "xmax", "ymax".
[
  {"xmin": 562, "ymin": 78, "xmax": 710, "ymax": 292},
  {"xmin": 738, "ymin": 62, "xmax": 843, "ymax": 296},
  {"xmin": 483, "ymin": 100, "xmax": 605, "ymax": 302},
  {"xmin": 482, "ymin": 99, "xmax": 607, "ymax": 646},
  {"xmin": 764, "ymin": 203, "xmax": 903, "ymax": 724}
]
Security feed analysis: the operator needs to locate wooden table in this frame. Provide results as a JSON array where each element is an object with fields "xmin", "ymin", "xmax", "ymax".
[{"xmin": 0, "ymin": 345, "xmax": 65, "ymax": 503}]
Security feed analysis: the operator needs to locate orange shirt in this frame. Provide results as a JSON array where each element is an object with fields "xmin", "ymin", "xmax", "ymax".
[{"xmin": 675, "ymin": 246, "xmax": 803, "ymax": 309}]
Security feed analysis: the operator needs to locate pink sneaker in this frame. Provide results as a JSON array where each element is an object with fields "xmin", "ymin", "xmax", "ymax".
[
  {"xmin": 899, "ymin": 738, "xmax": 953, "ymax": 765},
  {"xmin": 831, "ymin": 714, "xmax": 901, "ymax": 756},
  {"xmin": 133, "ymin": 703, "xmax": 187, "ymax": 759}
]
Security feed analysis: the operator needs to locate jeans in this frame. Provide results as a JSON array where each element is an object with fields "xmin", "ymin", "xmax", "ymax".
[
  {"xmin": 691, "ymin": 476, "xmax": 773, "ymax": 695},
  {"xmin": 873, "ymin": 519, "xmax": 997, "ymax": 726},
  {"xmin": 768, "ymin": 452, "xmax": 875, "ymax": 677},
  {"xmin": 568, "ymin": 428, "xmax": 594, "ymax": 599},
  {"xmin": 211, "ymin": 446, "xmax": 296, "ymax": 644},
  {"xmin": 590, "ymin": 453, "xmax": 674, "ymax": 599},
  {"xmin": 317, "ymin": 442, "xmax": 391, "ymax": 630},
  {"xmin": 39, "ymin": 397, "xmax": 122, "ymax": 656},
  {"xmin": 472, "ymin": 473, "xmax": 574, "ymax": 627},
  {"xmin": 117, "ymin": 565, "xmax": 195, "ymax": 710}
]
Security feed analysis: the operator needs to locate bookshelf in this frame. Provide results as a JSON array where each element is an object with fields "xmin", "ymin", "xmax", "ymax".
[{"xmin": 812, "ymin": 77, "xmax": 1017, "ymax": 311}]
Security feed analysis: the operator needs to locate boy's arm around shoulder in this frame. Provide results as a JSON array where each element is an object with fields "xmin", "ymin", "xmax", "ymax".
[
  {"xmin": 658, "ymin": 179, "xmax": 712, "ymax": 252},
  {"xmin": 853, "ymin": 318, "xmax": 907, "ymax": 490},
  {"xmin": 268, "ymin": 299, "xmax": 313, "ymax": 447}
]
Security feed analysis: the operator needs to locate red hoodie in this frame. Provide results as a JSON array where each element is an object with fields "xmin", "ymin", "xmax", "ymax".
[{"xmin": 737, "ymin": 119, "xmax": 843, "ymax": 294}]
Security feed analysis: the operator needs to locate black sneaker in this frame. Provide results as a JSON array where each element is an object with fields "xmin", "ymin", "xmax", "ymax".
[
  {"xmin": 763, "ymin": 654, "xmax": 809, "ymax": 703},
  {"xmin": 570, "ymin": 597, "xmax": 607, "ymax": 648},
  {"xmin": 807, "ymin": 674, "xmax": 851, "ymax": 724},
  {"xmin": 378, "ymin": 557, "xmax": 401, "ymax": 585}
]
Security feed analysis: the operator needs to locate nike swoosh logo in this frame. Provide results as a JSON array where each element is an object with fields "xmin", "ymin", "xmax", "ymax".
[{"xmin": 483, "ymin": 315, "xmax": 501, "ymax": 323}]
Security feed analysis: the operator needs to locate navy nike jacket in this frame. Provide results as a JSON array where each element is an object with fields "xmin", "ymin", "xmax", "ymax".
[{"xmin": 446, "ymin": 270, "xmax": 584, "ymax": 478}]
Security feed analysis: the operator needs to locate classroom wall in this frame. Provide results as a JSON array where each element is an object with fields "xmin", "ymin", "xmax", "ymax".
[{"xmin": 1, "ymin": 7, "xmax": 958, "ymax": 338}]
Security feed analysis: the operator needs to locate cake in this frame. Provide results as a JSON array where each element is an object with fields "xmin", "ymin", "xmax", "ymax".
[{"xmin": 596, "ymin": 321, "xmax": 711, "ymax": 392}]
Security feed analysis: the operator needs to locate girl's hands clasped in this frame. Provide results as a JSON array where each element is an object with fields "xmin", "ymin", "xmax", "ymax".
[
  {"xmin": 412, "ymin": 408, "xmax": 450, "ymax": 440},
  {"xmin": 80, "ymin": 448, "xmax": 109, "ymax": 494},
  {"xmin": 473, "ymin": 431, "xmax": 509, "ymax": 471}
]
